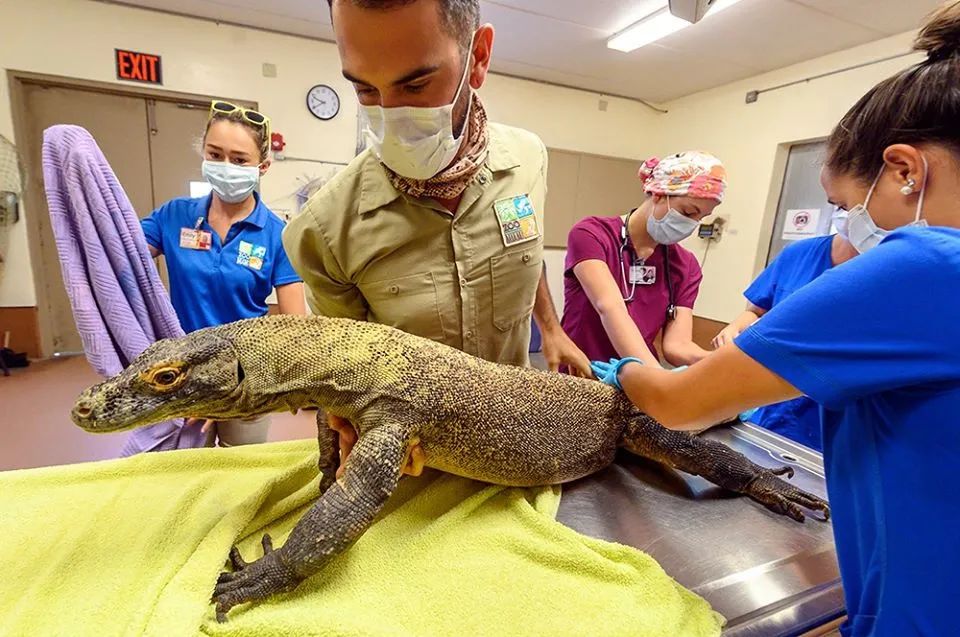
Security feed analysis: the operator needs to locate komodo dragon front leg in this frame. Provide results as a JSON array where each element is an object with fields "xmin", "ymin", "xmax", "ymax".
[
  {"xmin": 214, "ymin": 421, "xmax": 409, "ymax": 621},
  {"xmin": 620, "ymin": 416, "xmax": 830, "ymax": 522}
]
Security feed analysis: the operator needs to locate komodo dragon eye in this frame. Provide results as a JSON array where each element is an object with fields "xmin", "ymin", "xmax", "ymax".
[
  {"xmin": 139, "ymin": 365, "xmax": 186, "ymax": 392},
  {"xmin": 155, "ymin": 370, "xmax": 178, "ymax": 385}
]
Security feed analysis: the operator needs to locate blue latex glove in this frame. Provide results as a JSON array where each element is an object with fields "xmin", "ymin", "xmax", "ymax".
[
  {"xmin": 739, "ymin": 407, "xmax": 760, "ymax": 423},
  {"xmin": 591, "ymin": 357, "xmax": 644, "ymax": 389}
]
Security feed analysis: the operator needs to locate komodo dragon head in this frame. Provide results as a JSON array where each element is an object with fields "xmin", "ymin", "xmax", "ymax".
[{"xmin": 71, "ymin": 328, "xmax": 247, "ymax": 433}]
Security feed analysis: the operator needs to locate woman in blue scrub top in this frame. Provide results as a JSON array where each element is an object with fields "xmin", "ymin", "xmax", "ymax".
[
  {"xmin": 594, "ymin": 6, "xmax": 960, "ymax": 635},
  {"xmin": 142, "ymin": 101, "xmax": 306, "ymax": 447},
  {"xmin": 710, "ymin": 230, "xmax": 858, "ymax": 451}
]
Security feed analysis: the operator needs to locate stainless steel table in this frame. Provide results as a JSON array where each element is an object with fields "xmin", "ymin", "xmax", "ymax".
[{"xmin": 555, "ymin": 422, "xmax": 843, "ymax": 636}]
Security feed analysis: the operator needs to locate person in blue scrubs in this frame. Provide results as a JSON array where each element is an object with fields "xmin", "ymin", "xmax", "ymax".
[
  {"xmin": 143, "ymin": 101, "xmax": 306, "ymax": 446},
  {"xmin": 594, "ymin": 7, "xmax": 960, "ymax": 635},
  {"xmin": 710, "ymin": 230, "xmax": 858, "ymax": 450}
]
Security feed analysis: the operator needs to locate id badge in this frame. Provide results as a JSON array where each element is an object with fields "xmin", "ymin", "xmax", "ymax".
[
  {"xmin": 630, "ymin": 265, "xmax": 656, "ymax": 285},
  {"xmin": 180, "ymin": 228, "xmax": 212, "ymax": 251},
  {"xmin": 494, "ymin": 194, "xmax": 540, "ymax": 247}
]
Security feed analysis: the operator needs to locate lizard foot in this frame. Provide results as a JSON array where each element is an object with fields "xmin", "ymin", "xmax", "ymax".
[
  {"xmin": 213, "ymin": 534, "xmax": 303, "ymax": 622},
  {"xmin": 744, "ymin": 468, "xmax": 831, "ymax": 523}
]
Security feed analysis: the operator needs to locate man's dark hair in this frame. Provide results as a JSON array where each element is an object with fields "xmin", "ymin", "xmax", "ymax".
[{"xmin": 326, "ymin": 0, "xmax": 480, "ymax": 49}]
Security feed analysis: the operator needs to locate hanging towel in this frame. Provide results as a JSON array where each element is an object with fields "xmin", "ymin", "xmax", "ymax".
[{"xmin": 41, "ymin": 124, "xmax": 205, "ymax": 454}]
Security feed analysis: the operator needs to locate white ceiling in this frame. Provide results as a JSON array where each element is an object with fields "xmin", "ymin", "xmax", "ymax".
[{"xmin": 104, "ymin": 0, "xmax": 940, "ymax": 102}]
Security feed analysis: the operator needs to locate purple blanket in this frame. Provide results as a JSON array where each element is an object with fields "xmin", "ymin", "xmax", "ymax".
[{"xmin": 42, "ymin": 125, "xmax": 205, "ymax": 454}]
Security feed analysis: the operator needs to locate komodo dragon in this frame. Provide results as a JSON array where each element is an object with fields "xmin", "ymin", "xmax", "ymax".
[{"xmin": 71, "ymin": 315, "xmax": 829, "ymax": 621}]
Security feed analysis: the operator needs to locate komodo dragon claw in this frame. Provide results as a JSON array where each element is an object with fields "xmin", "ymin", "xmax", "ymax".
[
  {"xmin": 214, "ymin": 534, "xmax": 303, "ymax": 622},
  {"xmin": 743, "ymin": 469, "xmax": 830, "ymax": 523}
]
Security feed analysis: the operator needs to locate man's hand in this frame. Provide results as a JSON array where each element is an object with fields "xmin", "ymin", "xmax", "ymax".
[
  {"xmin": 186, "ymin": 418, "xmax": 216, "ymax": 434},
  {"xmin": 541, "ymin": 325, "xmax": 593, "ymax": 377},
  {"xmin": 327, "ymin": 414, "xmax": 357, "ymax": 479},
  {"xmin": 327, "ymin": 414, "xmax": 424, "ymax": 478}
]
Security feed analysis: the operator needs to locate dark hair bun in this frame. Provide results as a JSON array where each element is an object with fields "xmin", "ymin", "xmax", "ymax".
[{"xmin": 914, "ymin": 1, "xmax": 960, "ymax": 62}]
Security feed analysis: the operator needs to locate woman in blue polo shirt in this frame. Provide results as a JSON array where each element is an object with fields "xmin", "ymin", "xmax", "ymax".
[
  {"xmin": 709, "ymin": 228, "xmax": 858, "ymax": 451},
  {"xmin": 594, "ymin": 6, "xmax": 960, "ymax": 635},
  {"xmin": 142, "ymin": 101, "xmax": 305, "ymax": 447}
]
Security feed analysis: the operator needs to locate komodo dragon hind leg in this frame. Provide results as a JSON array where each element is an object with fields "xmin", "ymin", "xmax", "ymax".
[
  {"xmin": 619, "ymin": 415, "xmax": 830, "ymax": 523},
  {"xmin": 315, "ymin": 410, "xmax": 340, "ymax": 494},
  {"xmin": 213, "ymin": 421, "xmax": 409, "ymax": 621}
]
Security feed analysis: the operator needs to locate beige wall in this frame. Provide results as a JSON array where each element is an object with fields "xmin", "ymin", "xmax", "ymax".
[
  {"xmin": 656, "ymin": 31, "xmax": 923, "ymax": 322},
  {"xmin": 0, "ymin": 0, "xmax": 927, "ymax": 327},
  {"xmin": 0, "ymin": 0, "xmax": 658, "ymax": 308}
]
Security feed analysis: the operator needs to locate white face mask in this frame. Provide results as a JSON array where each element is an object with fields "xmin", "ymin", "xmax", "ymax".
[
  {"xmin": 646, "ymin": 197, "xmax": 700, "ymax": 245},
  {"xmin": 846, "ymin": 155, "xmax": 929, "ymax": 254},
  {"xmin": 202, "ymin": 160, "xmax": 260, "ymax": 204},
  {"xmin": 831, "ymin": 207, "xmax": 849, "ymax": 238},
  {"xmin": 360, "ymin": 54, "xmax": 473, "ymax": 181}
]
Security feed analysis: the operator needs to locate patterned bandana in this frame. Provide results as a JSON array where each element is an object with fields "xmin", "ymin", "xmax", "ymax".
[
  {"xmin": 386, "ymin": 94, "xmax": 490, "ymax": 200},
  {"xmin": 638, "ymin": 151, "xmax": 727, "ymax": 203}
]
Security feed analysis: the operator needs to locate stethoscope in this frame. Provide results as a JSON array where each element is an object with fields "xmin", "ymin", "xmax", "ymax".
[{"xmin": 620, "ymin": 210, "xmax": 677, "ymax": 322}]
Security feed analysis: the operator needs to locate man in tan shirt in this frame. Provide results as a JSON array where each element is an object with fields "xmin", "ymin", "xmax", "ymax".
[{"xmin": 284, "ymin": 0, "xmax": 591, "ymax": 467}]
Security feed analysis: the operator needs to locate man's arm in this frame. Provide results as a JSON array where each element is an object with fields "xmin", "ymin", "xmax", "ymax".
[
  {"xmin": 281, "ymin": 212, "xmax": 367, "ymax": 320},
  {"xmin": 532, "ymin": 265, "xmax": 593, "ymax": 376}
]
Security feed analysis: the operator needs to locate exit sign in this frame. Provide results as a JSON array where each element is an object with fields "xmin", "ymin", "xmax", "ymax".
[{"xmin": 115, "ymin": 49, "xmax": 162, "ymax": 85}]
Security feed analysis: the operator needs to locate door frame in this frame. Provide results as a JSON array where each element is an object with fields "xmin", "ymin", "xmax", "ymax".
[
  {"xmin": 751, "ymin": 135, "xmax": 827, "ymax": 280},
  {"xmin": 7, "ymin": 70, "xmax": 255, "ymax": 357}
]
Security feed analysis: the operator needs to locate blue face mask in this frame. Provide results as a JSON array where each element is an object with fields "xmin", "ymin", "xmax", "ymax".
[
  {"xmin": 202, "ymin": 160, "xmax": 260, "ymax": 204},
  {"xmin": 646, "ymin": 197, "xmax": 700, "ymax": 245},
  {"xmin": 846, "ymin": 155, "xmax": 929, "ymax": 254}
]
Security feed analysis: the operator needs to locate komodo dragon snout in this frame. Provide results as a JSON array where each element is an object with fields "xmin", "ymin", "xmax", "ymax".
[{"xmin": 72, "ymin": 330, "xmax": 245, "ymax": 432}]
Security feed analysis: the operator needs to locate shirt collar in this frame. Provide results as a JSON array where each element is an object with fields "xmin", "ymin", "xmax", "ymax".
[
  {"xmin": 357, "ymin": 152, "xmax": 402, "ymax": 216},
  {"xmin": 486, "ymin": 126, "xmax": 520, "ymax": 173},
  {"xmin": 198, "ymin": 192, "xmax": 268, "ymax": 228}
]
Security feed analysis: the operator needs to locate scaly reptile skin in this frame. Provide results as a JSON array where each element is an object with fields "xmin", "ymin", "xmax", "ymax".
[{"xmin": 71, "ymin": 315, "xmax": 829, "ymax": 620}]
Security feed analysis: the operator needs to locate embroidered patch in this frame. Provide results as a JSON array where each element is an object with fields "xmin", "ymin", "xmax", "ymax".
[
  {"xmin": 494, "ymin": 194, "xmax": 540, "ymax": 247},
  {"xmin": 237, "ymin": 241, "xmax": 266, "ymax": 270}
]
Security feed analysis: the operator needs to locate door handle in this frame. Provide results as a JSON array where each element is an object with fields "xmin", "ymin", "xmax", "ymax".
[{"xmin": 146, "ymin": 100, "xmax": 158, "ymax": 136}]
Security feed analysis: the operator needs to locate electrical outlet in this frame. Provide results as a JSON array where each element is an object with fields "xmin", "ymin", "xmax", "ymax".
[
  {"xmin": 262, "ymin": 63, "xmax": 278, "ymax": 78},
  {"xmin": 598, "ymin": 99, "xmax": 609, "ymax": 112}
]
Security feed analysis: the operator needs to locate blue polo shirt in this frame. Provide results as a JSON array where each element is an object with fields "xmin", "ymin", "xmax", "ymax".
[
  {"xmin": 742, "ymin": 235, "xmax": 836, "ymax": 451},
  {"xmin": 735, "ymin": 227, "xmax": 960, "ymax": 637},
  {"xmin": 142, "ymin": 193, "xmax": 301, "ymax": 333}
]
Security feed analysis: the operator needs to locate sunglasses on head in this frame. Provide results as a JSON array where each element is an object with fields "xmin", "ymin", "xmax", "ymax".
[{"xmin": 209, "ymin": 101, "xmax": 271, "ymax": 138}]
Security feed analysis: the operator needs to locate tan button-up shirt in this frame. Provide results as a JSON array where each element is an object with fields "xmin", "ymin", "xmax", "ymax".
[{"xmin": 283, "ymin": 122, "xmax": 547, "ymax": 367}]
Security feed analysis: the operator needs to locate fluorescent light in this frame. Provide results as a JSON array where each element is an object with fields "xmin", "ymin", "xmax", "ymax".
[
  {"xmin": 608, "ymin": 8, "xmax": 687, "ymax": 52},
  {"xmin": 607, "ymin": 0, "xmax": 745, "ymax": 53}
]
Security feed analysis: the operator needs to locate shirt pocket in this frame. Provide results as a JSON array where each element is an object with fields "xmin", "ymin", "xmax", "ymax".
[
  {"xmin": 490, "ymin": 247, "xmax": 543, "ymax": 332},
  {"xmin": 359, "ymin": 271, "xmax": 446, "ymax": 342}
]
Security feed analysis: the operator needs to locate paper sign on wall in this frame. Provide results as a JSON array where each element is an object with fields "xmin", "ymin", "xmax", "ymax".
[{"xmin": 782, "ymin": 208, "xmax": 821, "ymax": 240}]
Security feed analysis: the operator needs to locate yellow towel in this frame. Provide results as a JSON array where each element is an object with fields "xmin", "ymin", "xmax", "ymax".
[{"xmin": 0, "ymin": 439, "xmax": 724, "ymax": 637}]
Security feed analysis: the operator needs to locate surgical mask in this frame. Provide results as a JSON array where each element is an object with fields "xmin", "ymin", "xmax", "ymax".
[
  {"xmin": 360, "ymin": 54, "xmax": 473, "ymax": 181},
  {"xmin": 846, "ymin": 155, "xmax": 929, "ymax": 254},
  {"xmin": 202, "ymin": 160, "xmax": 260, "ymax": 204},
  {"xmin": 646, "ymin": 197, "xmax": 700, "ymax": 245},
  {"xmin": 831, "ymin": 208, "xmax": 849, "ymax": 238}
]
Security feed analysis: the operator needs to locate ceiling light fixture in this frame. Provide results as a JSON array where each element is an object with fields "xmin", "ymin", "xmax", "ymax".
[{"xmin": 607, "ymin": 0, "xmax": 745, "ymax": 53}]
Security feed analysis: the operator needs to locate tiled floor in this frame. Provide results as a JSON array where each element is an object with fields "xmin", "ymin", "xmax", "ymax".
[{"xmin": 0, "ymin": 355, "xmax": 317, "ymax": 472}]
